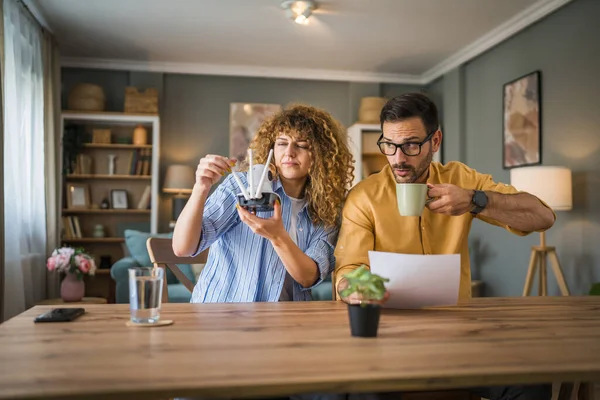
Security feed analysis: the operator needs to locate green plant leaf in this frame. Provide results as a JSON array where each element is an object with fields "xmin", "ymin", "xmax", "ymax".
[
  {"xmin": 341, "ymin": 265, "xmax": 389, "ymax": 301},
  {"xmin": 589, "ymin": 282, "xmax": 600, "ymax": 295}
]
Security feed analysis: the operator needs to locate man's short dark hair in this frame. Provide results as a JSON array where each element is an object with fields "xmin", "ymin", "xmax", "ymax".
[{"xmin": 379, "ymin": 92, "xmax": 439, "ymax": 135}]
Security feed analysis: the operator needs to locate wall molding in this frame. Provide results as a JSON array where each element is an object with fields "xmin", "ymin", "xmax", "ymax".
[
  {"xmin": 60, "ymin": 0, "xmax": 572, "ymax": 85},
  {"xmin": 61, "ymin": 57, "xmax": 426, "ymax": 85}
]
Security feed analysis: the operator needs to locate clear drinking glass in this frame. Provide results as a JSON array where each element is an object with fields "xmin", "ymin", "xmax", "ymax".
[{"xmin": 128, "ymin": 267, "xmax": 164, "ymax": 324}]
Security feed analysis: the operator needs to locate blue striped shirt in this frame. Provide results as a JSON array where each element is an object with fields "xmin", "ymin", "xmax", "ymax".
[{"xmin": 190, "ymin": 173, "xmax": 338, "ymax": 303}]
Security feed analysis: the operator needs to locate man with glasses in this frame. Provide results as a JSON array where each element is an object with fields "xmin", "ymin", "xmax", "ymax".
[{"xmin": 332, "ymin": 93, "xmax": 554, "ymax": 400}]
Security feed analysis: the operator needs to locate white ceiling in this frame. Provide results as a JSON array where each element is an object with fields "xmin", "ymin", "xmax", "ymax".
[{"xmin": 30, "ymin": 0, "xmax": 571, "ymax": 84}]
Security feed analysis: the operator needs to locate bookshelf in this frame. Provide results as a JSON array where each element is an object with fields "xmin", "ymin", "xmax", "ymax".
[{"xmin": 60, "ymin": 111, "xmax": 160, "ymax": 301}]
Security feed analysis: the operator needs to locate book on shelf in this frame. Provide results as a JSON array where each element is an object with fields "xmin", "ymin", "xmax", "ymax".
[
  {"xmin": 128, "ymin": 148, "xmax": 152, "ymax": 176},
  {"xmin": 137, "ymin": 185, "xmax": 152, "ymax": 209},
  {"xmin": 62, "ymin": 216, "xmax": 82, "ymax": 239},
  {"xmin": 74, "ymin": 154, "xmax": 93, "ymax": 175}
]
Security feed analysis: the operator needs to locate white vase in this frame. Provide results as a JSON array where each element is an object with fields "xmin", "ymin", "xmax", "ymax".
[{"xmin": 108, "ymin": 154, "xmax": 117, "ymax": 175}]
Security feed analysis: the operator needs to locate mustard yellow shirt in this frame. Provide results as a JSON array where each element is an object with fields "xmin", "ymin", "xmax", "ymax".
[{"xmin": 334, "ymin": 161, "xmax": 550, "ymax": 300}]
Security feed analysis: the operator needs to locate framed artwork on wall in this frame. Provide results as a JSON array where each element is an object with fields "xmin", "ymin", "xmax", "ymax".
[
  {"xmin": 502, "ymin": 70, "xmax": 541, "ymax": 169},
  {"xmin": 229, "ymin": 103, "xmax": 281, "ymax": 164}
]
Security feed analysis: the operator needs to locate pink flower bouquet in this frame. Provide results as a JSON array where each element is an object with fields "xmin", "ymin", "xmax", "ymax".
[{"xmin": 46, "ymin": 247, "xmax": 97, "ymax": 279}]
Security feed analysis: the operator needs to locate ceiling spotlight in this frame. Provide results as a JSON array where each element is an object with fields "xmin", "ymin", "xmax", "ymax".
[{"xmin": 281, "ymin": 0, "xmax": 317, "ymax": 25}]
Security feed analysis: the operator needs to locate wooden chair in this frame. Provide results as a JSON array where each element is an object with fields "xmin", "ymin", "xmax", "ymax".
[{"xmin": 146, "ymin": 237, "xmax": 208, "ymax": 304}]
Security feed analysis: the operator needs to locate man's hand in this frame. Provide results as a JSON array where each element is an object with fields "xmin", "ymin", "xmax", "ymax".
[
  {"xmin": 426, "ymin": 183, "xmax": 474, "ymax": 216},
  {"xmin": 337, "ymin": 277, "xmax": 390, "ymax": 305}
]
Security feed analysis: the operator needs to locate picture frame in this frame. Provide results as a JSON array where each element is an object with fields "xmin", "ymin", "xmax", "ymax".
[
  {"xmin": 502, "ymin": 70, "xmax": 541, "ymax": 169},
  {"xmin": 110, "ymin": 189, "xmax": 129, "ymax": 209},
  {"xmin": 66, "ymin": 183, "xmax": 90, "ymax": 209},
  {"xmin": 229, "ymin": 103, "xmax": 281, "ymax": 164}
]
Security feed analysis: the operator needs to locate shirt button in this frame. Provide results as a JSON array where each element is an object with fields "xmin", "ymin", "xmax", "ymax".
[
  {"xmin": 299, "ymin": 228, "xmax": 303, "ymax": 232},
  {"xmin": 422, "ymin": 226, "xmax": 425, "ymax": 230}
]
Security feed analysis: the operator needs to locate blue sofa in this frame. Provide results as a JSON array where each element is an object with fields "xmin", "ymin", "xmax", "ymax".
[
  {"xmin": 111, "ymin": 230, "xmax": 197, "ymax": 303},
  {"xmin": 111, "ymin": 229, "xmax": 334, "ymax": 303}
]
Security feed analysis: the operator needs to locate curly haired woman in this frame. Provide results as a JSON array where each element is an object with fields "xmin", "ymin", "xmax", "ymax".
[{"xmin": 172, "ymin": 104, "xmax": 354, "ymax": 303}]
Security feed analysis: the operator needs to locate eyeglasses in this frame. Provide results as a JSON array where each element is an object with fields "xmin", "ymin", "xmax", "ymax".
[{"xmin": 376, "ymin": 131, "xmax": 435, "ymax": 157}]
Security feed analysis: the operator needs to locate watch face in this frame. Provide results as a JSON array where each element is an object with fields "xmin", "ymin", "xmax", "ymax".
[{"xmin": 474, "ymin": 191, "xmax": 487, "ymax": 208}]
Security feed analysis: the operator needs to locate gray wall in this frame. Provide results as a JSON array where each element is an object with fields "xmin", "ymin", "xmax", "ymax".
[
  {"xmin": 160, "ymin": 74, "xmax": 356, "ymax": 231},
  {"xmin": 457, "ymin": 0, "xmax": 600, "ymax": 296},
  {"xmin": 62, "ymin": 68, "xmax": 426, "ymax": 231}
]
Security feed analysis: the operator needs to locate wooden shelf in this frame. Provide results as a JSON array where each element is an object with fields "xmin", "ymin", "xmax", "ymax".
[
  {"xmin": 62, "ymin": 209, "xmax": 150, "ymax": 214},
  {"xmin": 94, "ymin": 270, "xmax": 112, "ymax": 275},
  {"xmin": 82, "ymin": 143, "xmax": 153, "ymax": 149},
  {"xmin": 63, "ymin": 110, "xmax": 158, "ymax": 117},
  {"xmin": 61, "ymin": 238, "xmax": 125, "ymax": 243},
  {"xmin": 66, "ymin": 174, "xmax": 151, "ymax": 180}
]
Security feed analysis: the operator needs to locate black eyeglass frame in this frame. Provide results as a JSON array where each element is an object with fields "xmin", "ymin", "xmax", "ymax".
[{"xmin": 376, "ymin": 130, "xmax": 437, "ymax": 157}]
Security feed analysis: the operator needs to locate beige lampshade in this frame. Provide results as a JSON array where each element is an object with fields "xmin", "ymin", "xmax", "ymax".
[
  {"xmin": 510, "ymin": 166, "xmax": 572, "ymax": 211},
  {"xmin": 163, "ymin": 164, "xmax": 195, "ymax": 194}
]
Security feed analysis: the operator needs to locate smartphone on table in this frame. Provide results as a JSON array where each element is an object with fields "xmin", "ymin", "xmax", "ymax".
[{"xmin": 34, "ymin": 308, "xmax": 85, "ymax": 323}]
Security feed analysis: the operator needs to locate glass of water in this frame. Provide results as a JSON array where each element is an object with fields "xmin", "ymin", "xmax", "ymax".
[{"xmin": 128, "ymin": 267, "xmax": 164, "ymax": 324}]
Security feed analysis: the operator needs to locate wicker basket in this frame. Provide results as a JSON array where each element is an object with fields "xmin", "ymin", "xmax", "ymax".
[
  {"xmin": 124, "ymin": 87, "xmax": 158, "ymax": 114},
  {"xmin": 67, "ymin": 83, "xmax": 106, "ymax": 112},
  {"xmin": 358, "ymin": 97, "xmax": 388, "ymax": 124}
]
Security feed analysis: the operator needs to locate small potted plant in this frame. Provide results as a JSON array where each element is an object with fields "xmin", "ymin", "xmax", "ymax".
[
  {"xmin": 340, "ymin": 265, "xmax": 389, "ymax": 338},
  {"xmin": 47, "ymin": 247, "xmax": 97, "ymax": 302}
]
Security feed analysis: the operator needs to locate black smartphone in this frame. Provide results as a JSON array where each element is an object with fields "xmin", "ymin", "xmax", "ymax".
[{"xmin": 34, "ymin": 308, "xmax": 85, "ymax": 323}]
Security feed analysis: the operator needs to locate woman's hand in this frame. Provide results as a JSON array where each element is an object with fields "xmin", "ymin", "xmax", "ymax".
[
  {"xmin": 236, "ymin": 199, "xmax": 287, "ymax": 243},
  {"xmin": 195, "ymin": 155, "xmax": 237, "ymax": 192}
]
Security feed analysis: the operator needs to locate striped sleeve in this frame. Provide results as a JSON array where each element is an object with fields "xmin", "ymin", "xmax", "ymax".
[
  {"xmin": 193, "ymin": 175, "xmax": 241, "ymax": 255},
  {"xmin": 301, "ymin": 224, "xmax": 339, "ymax": 291}
]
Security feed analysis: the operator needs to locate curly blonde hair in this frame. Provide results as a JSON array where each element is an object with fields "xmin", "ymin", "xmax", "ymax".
[{"xmin": 247, "ymin": 104, "xmax": 354, "ymax": 228}]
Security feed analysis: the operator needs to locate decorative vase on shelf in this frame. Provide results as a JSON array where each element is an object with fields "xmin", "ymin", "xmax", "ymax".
[
  {"xmin": 92, "ymin": 224, "xmax": 105, "ymax": 238},
  {"xmin": 61, "ymin": 273, "xmax": 85, "ymax": 302},
  {"xmin": 108, "ymin": 154, "xmax": 117, "ymax": 175},
  {"xmin": 133, "ymin": 124, "xmax": 148, "ymax": 145}
]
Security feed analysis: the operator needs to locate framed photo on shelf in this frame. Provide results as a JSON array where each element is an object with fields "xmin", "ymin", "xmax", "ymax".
[
  {"xmin": 502, "ymin": 70, "xmax": 541, "ymax": 169},
  {"xmin": 66, "ymin": 183, "xmax": 90, "ymax": 209},
  {"xmin": 110, "ymin": 189, "xmax": 129, "ymax": 209}
]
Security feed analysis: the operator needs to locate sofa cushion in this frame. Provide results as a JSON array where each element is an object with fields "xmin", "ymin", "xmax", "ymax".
[
  {"xmin": 167, "ymin": 283, "xmax": 193, "ymax": 303},
  {"xmin": 123, "ymin": 229, "xmax": 195, "ymax": 285}
]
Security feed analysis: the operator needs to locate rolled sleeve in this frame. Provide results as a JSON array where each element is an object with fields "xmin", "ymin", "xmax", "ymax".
[
  {"xmin": 475, "ymin": 173, "xmax": 555, "ymax": 236},
  {"xmin": 193, "ymin": 175, "xmax": 241, "ymax": 256},
  {"xmin": 301, "ymin": 225, "xmax": 338, "ymax": 291}
]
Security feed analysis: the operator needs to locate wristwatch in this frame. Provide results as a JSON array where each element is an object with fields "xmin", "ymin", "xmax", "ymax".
[{"xmin": 470, "ymin": 190, "xmax": 488, "ymax": 215}]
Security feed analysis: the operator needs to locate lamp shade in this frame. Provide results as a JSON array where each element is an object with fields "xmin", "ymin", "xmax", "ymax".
[
  {"xmin": 163, "ymin": 164, "xmax": 195, "ymax": 194},
  {"xmin": 510, "ymin": 166, "xmax": 572, "ymax": 211}
]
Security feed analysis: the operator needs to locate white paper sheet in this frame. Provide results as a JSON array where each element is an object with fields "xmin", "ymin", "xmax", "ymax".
[{"xmin": 368, "ymin": 251, "xmax": 461, "ymax": 309}]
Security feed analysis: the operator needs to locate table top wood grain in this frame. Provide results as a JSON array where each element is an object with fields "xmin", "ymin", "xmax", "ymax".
[{"xmin": 1, "ymin": 297, "xmax": 600, "ymax": 400}]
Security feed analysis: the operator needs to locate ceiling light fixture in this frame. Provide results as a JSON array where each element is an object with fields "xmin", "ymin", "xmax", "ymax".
[{"xmin": 281, "ymin": 0, "xmax": 317, "ymax": 25}]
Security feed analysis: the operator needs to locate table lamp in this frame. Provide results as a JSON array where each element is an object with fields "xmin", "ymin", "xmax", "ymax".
[
  {"xmin": 510, "ymin": 166, "xmax": 572, "ymax": 296},
  {"xmin": 163, "ymin": 164, "xmax": 195, "ymax": 221}
]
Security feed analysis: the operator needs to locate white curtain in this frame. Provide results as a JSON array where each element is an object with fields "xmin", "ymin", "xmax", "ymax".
[{"xmin": 3, "ymin": 0, "xmax": 46, "ymax": 320}]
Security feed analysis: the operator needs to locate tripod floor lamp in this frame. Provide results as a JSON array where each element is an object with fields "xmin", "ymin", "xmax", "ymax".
[{"xmin": 510, "ymin": 166, "xmax": 572, "ymax": 296}]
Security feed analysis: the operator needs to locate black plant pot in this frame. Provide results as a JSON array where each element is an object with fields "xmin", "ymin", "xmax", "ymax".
[{"xmin": 347, "ymin": 303, "xmax": 381, "ymax": 337}]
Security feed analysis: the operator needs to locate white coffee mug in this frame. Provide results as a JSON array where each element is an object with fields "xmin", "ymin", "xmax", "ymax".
[{"xmin": 396, "ymin": 183, "xmax": 428, "ymax": 216}]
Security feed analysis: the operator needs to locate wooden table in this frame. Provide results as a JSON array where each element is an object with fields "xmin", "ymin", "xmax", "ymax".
[
  {"xmin": 0, "ymin": 297, "xmax": 599, "ymax": 400},
  {"xmin": 37, "ymin": 297, "xmax": 107, "ymax": 305}
]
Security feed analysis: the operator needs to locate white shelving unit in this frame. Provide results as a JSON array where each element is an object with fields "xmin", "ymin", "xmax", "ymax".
[
  {"xmin": 347, "ymin": 123, "xmax": 384, "ymax": 186},
  {"xmin": 60, "ymin": 111, "xmax": 160, "ymax": 234}
]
